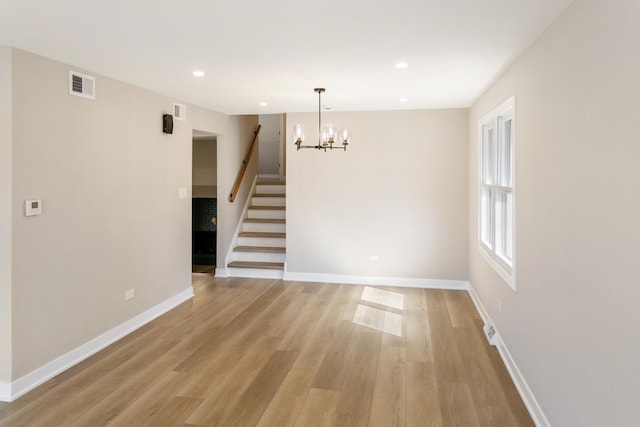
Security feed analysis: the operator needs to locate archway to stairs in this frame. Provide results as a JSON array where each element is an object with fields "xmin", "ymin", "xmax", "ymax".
[{"xmin": 191, "ymin": 129, "xmax": 218, "ymax": 275}]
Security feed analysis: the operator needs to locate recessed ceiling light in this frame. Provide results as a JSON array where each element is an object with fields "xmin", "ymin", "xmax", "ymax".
[
  {"xmin": 395, "ymin": 62, "xmax": 408, "ymax": 69},
  {"xmin": 192, "ymin": 70, "xmax": 205, "ymax": 77},
  {"xmin": 259, "ymin": 102, "xmax": 268, "ymax": 107},
  {"xmin": 400, "ymin": 97, "xmax": 408, "ymax": 103}
]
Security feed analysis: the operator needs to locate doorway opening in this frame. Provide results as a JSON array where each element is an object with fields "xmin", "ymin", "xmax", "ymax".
[
  {"xmin": 192, "ymin": 129, "xmax": 217, "ymax": 274},
  {"xmin": 259, "ymin": 114, "xmax": 285, "ymax": 179}
]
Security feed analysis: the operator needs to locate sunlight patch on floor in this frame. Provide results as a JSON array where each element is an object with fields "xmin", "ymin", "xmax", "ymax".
[
  {"xmin": 361, "ymin": 286, "xmax": 404, "ymax": 310},
  {"xmin": 353, "ymin": 304, "xmax": 403, "ymax": 337}
]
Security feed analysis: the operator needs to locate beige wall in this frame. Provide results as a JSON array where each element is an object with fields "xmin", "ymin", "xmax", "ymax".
[
  {"xmin": 468, "ymin": 0, "xmax": 640, "ymax": 425},
  {"xmin": 0, "ymin": 47, "xmax": 12, "ymax": 385},
  {"xmin": 286, "ymin": 109, "xmax": 468, "ymax": 280},
  {"xmin": 258, "ymin": 114, "xmax": 280, "ymax": 175},
  {"xmin": 192, "ymin": 138, "xmax": 217, "ymax": 186},
  {"xmin": 8, "ymin": 49, "xmax": 255, "ymax": 379}
]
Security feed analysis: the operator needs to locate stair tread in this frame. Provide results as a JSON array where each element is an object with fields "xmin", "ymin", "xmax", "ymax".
[
  {"xmin": 244, "ymin": 218, "xmax": 286, "ymax": 224},
  {"xmin": 248, "ymin": 205, "xmax": 286, "ymax": 210},
  {"xmin": 253, "ymin": 193, "xmax": 286, "ymax": 198},
  {"xmin": 257, "ymin": 180, "xmax": 286, "ymax": 185},
  {"xmin": 239, "ymin": 232, "xmax": 286, "ymax": 238},
  {"xmin": 228, "ymin": 261, "xmax": 284, "ymax": 269},
  {"xmin": 234, "ymin": 246, "xmax": 286, "ymax": 253}
]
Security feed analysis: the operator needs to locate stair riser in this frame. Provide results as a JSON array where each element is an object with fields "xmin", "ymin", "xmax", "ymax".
[
  {"xmin": 256, "ymin": 184, "xmax": 286, "ymax": 194},
  {"xmin": 242, "ymin": 222, "xmax": 286, "ymax": 233},
  {"xmin": 237, "ymin": 236, "xmax": 286, "ymax": 247},
  {"xmin": 226, "ymin": 267, "xmax": 284, "ymax": 279},
  {"xmin": 247, "ymin": 210, "xmax": 286, "ymax": 220},
  {"xmin": 232, "ymin": 252, "xmax": 286, "ymax": 263},
  {"xmin": 252, "ymin": 196, "xmax": 285, "ymax": 207}
]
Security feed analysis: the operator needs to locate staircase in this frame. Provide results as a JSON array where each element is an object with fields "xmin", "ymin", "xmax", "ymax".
[{"xmin": 226, "ymin": 179, "xmax": 286, "ymax": 279}]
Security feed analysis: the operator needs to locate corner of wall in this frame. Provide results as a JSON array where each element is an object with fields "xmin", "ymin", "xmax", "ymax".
[{"xmin": 0, "ymin": 46, "xmax": 13, "ymax": 387}]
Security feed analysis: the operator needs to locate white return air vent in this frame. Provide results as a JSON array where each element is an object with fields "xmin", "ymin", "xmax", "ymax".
[
  {"xmin": 483, "ymin": 322, "xmax": 498, "ymax": 346},
  {"xmin": 69, "ymin": 70, "xmax": 95, "ymax": 99},
  {"xmin": 173, "ymin": 102, "xmax": 186, "ymax": 121}
]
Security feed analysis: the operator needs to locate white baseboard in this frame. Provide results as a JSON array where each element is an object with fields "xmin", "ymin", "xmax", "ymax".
[
  {"xmin": 283, "ymin": 271, "xmax": 469, "ymax": 290},
  {"xmin": 4, "ymin": 287, "xmax": 193, "ymax": 403},
  {"xmin": 0, "ymin": 382, "xmax": 10, "ymax": 402},
  {"xmin": 215, "ymin": 268, "xmax": 229, "ymax": 278},
  {"xmin": 467, "ymin": 285, "xmax": 550, "ymax": 427}
]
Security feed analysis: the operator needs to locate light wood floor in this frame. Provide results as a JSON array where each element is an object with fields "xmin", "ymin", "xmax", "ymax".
[
  {"xmin": 192, "ymin": 265, "xmax": 215, "ymax": 274},
  {"xmin": 0, "ymin": 276, "xmax": 534, "ymax": 426}
]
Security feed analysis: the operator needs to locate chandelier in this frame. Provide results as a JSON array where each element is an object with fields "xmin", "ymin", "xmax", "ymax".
[{"xmin": 293, "ymin": 88, "xmax": 351, "ymax": 151}]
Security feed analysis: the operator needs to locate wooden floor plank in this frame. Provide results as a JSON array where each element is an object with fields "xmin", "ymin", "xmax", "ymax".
[
  {"xmin": 406, "ymin": 361, "xmax": 443, "ymax": 427},
  {"xmin": 444, "ymin": 289, "xmax": 481, "ymax": 329},
  {"xmin": 141, "ymin": 396, "xmax": 203, "ymax": 427},
  {"xmin": 313, "ymin": 320, "xmax": 358, "ymax": 391},
  {"xmin": 183, "ymin": 335, "xmax": 282, "ymax": 426},
  {"xmin": 294, "ymin": 388, "xmax": 339, "ymax": 427},
  {"xmin": 217, "ymin": 350, "xmax": 298, "ymax": 426},
  {"xmin": 405, "ymin": 288, "xmax": 434, "ymax": 364},
  {"xmin": 336, "ymin": 327, "xmax": 382, "ymax": 419},
  {"xmin": 256, "ymin": 367, "xmax": 317, "ymax": 427},
  {"xmin": 107, "ymin": 370, "xmax": 191, "ymax": 426},
  {"xmin": 438, "ymin": 381, "xmax": 482, "ymax": 427},
  {"xmin": 369, "ymin": 345, "xmax": 406, "ymax": 427},
  {"xmin": 334, "ymin": 413, "xmax": 370, "ymax": 427},
  {"xmin": 0, "ymin": 276, "xmax": 534, "ymax": 427}
]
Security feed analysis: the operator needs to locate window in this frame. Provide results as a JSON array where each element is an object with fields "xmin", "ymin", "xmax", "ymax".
[{"xmin": 478, "ymin": 96, "xmax": 515, "ymax": 289}]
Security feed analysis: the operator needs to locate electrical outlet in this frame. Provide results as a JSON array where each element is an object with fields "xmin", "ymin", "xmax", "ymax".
[
  {"xmin": 125, "ymin": 289, "xmax": 135, "ymax": 300},
  {"xmin": 497, "ymin": 298, "xmax": 502, "ymax": 312},
  {"xmin": 368, "ymin": 255, "xmax": 379, "ymax": 262}
]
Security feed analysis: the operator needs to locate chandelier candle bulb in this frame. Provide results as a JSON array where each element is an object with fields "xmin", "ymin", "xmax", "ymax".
[
  {"xmin": 293, "ymin": 124, "xmax": 305, "ymax": 144},
  {"xmin": 339, "ymin": 128, "xmax": 351, "ymax": 145}
]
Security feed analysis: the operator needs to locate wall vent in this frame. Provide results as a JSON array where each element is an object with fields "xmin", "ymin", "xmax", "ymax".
[
  {"xmin": 69, "ymin": 70, "xmax": 95, "ymax": 99},
  {"xmin": 173, "ymin": 102, "xmax": 186, "ymax": 121},
  {"xmin": 483, "ymin": 322, "xmax": 498, "ymax": 346}
]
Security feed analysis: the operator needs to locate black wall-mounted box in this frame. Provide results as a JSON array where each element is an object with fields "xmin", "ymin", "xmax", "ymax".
[{"xmin": 163, "ymin": 114, "xmax": 173, "ymax": 134}]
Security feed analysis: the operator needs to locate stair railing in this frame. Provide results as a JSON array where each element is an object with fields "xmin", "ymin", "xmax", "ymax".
[{"xmin": 229, "ymin": 124, "xmax": 262, "ymax": 203}]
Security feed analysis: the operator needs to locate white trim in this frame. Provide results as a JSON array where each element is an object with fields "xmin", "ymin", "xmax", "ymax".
[
  {"xmin": 479, "ymin": 246, "xmax": 515, "ymax": 290},
  {"xmin": 258, "ymin": 174, "xmax": 280, "ymax": 179},
  {"xmin": 4, "ymin": 287, "xmax": 193, "ymax": 402},
  {"xmin": 283, "ymin": 271, "xmax": 469, "ymax": 290},
  {"xmin": 215, "ymin": 268, "xmax": 229, "ymax": 278},
  {"xmin": 0, "ymin": 382, "xmax": 10, "ymax": 402},
  {"xmin": 224, "ymin": 175, "xmax": 259, "ymax": 268},
  {"xmin": 467, "ymin": 284, "xmax": 550, "ymax": 427}
]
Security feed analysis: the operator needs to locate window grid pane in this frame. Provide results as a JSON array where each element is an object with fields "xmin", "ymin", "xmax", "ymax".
[
  {"xmin": 505, "ymin": 191, "xmax": 513, "ymax": 261},
  {"xmin": 483, "ymin": 124, "xmax": 497, "ymax": 185},
  {"xmin": 480, "ymin": 186, "xmax": 493, "ymax": 249},
  {"xmin": 495, "ymin": 189, "xmax": 513, "ymax": 266},
  {"xmin": 499, "ymin": 118, "xmax": 512, "ymax": 187}
]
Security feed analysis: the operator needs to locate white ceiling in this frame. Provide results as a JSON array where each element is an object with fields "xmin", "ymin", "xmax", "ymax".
[{"xmin": 0, "ymin": 0, "xmax": 573, "ymax": 115}]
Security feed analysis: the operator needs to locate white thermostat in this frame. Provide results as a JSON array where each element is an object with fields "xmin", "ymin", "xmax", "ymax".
[{"xmin": 25, "ymin": 200, "xmax": 42, "ymax": 216}]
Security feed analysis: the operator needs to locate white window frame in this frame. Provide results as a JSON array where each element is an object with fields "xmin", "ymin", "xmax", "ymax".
[{"xmin": 478, "ymin": 96, "xmax": 516, "ymax": 290}]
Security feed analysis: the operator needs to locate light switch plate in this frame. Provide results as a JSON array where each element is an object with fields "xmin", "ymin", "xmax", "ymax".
[
  {"xmin": 25, "ymin": 200, "xmax": 42, "ymax": 216},
  {"xmin": 178, "ymin": 187, "xmax": 188, "ymax": 199}
]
